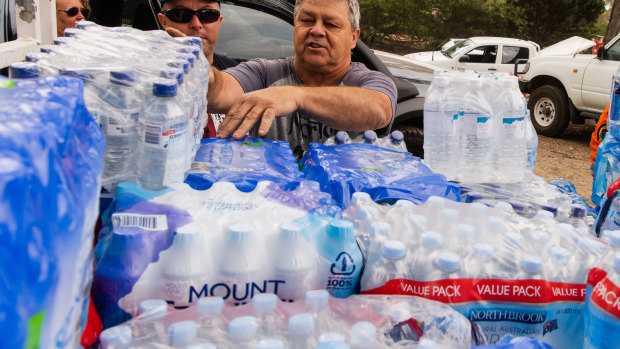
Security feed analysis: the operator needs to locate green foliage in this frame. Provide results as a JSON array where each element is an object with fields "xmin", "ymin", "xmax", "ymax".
[{"xmin": 358, "ymin": 0, "xmax": 606, "ymax": 50}]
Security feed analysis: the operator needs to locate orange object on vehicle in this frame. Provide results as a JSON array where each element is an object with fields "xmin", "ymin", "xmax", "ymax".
[{"xmin": 590, "ymin": 104, "xmax": 610, "ymax": 163}]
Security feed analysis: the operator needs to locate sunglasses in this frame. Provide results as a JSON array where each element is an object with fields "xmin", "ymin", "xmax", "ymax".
[
  {"xmin": 57, "ymin": 7, "xmax": 90, "ymax": 18},
  {"xmin": 163, "ymin": 8, "xmax": 220, "ymax": 24}
]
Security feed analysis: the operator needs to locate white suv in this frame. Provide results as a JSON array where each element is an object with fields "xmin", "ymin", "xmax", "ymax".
[{"xmin": 405, "ymin": 36, "xmax": 540, "ymax": 74}]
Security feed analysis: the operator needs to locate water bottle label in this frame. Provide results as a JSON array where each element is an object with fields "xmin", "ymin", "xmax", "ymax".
[
  {"xmin": 585, "ymin": 275, "xmax": 620, "ymax": 348},
  {"xmin": 461, "ymin": 116, "xmax": 477, "ymax": 136},
  {"xmin": 527, "ymin": 148, "xmax": 537, "ymax": 169},
  {"xmin": 325, "ymin": 251, "xmax": 360, "ymax": 298},
  {"xmin": 112, "ymin": 213, "xmax": 169, "ymax": 231},
  {"xmin": 477, "ymin": 117, "xmax": 492, "ymax": 139},
  {"xmin": 502, "ymin": 117, "xmax": 525, "ymax": 140},
  {"xmin": 106, "ymin": 117, "xmax": 127, "ymax": 136},
  {"xmin": 139, "ymin": 120, "xmax": 187, "ymax": 149}
]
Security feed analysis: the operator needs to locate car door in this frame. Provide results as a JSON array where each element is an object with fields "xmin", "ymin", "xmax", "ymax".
[
  {"xmin": 581, "ymin": 36, "xmax": 620, "ymax": 114},
  {"xmin": 456, "ymin": 45, "xmax": 499, "ymax": 72}
]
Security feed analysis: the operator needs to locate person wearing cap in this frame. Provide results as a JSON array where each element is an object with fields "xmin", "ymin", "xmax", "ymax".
[
  {"xmin": 158, "ymin": 0, "xmax": 237, "ymax": 138},
  {"xmin": 207, "ymin": 0, "xmax": 396, "ymax": 158},
  {"xmin": 56, "ymin": 0, "xmax": 90, "ymax": 37}
]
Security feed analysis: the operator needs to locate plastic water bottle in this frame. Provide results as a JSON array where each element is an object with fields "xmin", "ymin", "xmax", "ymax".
[
  {"xmin": 255, "ymin": 339, "xmax": 285, "ymax": 349},
  {"xmin": 168, "ymin": 320, "xmax": 199, "ymax": 347},
  {"xmin": 228, "ymin": 316, "xmax": 259, "ymax": 347},
  {"xmin": 424, "ymin": 76, "xmax": 456, "ymax": 179},
  {"xmin": 252, "ymin": 293, "xmax": 286, "ymax": 338},
  {"xmin": 196, "ymin": 297, "xmax": 226, "ymax": 343},
  {"xmin": 305, "ymin": 290, "xmax": 330, "ymax": 333},
  {"xmin": 99, "ymin": 325, "xmax": 132, "ymax": 349},
  {"xmin": 518, "ymin": 255, "xmax": 543, "ymax": 280},
  {"xmin": 288, "ymin": 313, "xmax": 317, "ymax": 349},
  {"xmin": 454, "ymin": 224, "xmax": 475, "ymax": 258},
  {"xmin": 349, "ymin": 321, "xmax": 378, "ymax": 348},
  {"xmin": 525, "ymin": 110, "xmax": 538, "ymax": 171},
  {"xmin": 323, "ymin": 131, "xmax": 351, "ymax": 146},
  {"xmin": 162, "ymin": 66, "xmax": 194, "ymax": 173},
  {"xmin": 130, "ymin": 299, "xmax": 168, "ymax": 344},
  {"xmin": 318, "ymin": 332, "xmax": 346, "ymax": 344},
  {"xmin": 218, "ymin": 223, "xmax": 262, "ymax": 305},
  {"xmin": 464, "ymin": 243, "xmax": 496, "ymax": 278},
  {"xmin": 457, "ymin": 77, "xmax": 494, "ymax": 182},
  {"xmin": 137, "ymin": 78, "xmax": 188, "ymax": 190},
  {"xmin": 320, "ymin": 219, "xmax": 362, "ymax": 298},
  {"xmin": 431, "ymin": 252, "xmax": 461, "ymax": 280},
  {"xmin": 609, "ymin": 68, "xmax": 620, "ymax": 137},
  {"xmin": 387, "ymin": 131, "xmax": 408, "ymax": 152},
  {"xmin": 274, "ymin": 222, "xmax": 315, "ymax": 302},
  {"xmin": 9, "ymin": 62, "xmax": 40, "ymax": 79},
  {"xmin": 160, "ymin": 224, "xmax": 209, "ymax": 308},
  {"xmin": 568, "ymin": 205, "xmax": 588, "ymax": 231},
  {"xmin": 362, "ymin": 240, "xmax": 407, "ymax": 290},
  {"xmin": 496, "ymin": 77, "xmax": 526, "ymax": 182},
  {"xmin": 548, "ymin": 246, "xmax": 571, "ymax": 282},
  {"xmin": 99, "ymin": 69, "xmax": 142, "ymax": 191},
  {"xmin": 411, "ymin": 231, "xmax": 444, "ymax": 281},
  {"xmin": 176, "ymin": 53, "xmax": 200, "ymax": 145}
]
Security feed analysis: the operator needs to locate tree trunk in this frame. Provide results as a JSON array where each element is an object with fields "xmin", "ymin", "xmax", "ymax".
[{"xmin": 606, "ymin": 0, "xmax": 620, "ymax": 43}]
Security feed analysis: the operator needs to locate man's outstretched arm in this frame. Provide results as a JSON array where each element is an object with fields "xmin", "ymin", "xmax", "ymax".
[
  {"xmin": 206, "ymin": 67, "xmax": 245, "ymax": 114},
  {"xmin": 216, "ymin": 85, "xmax": 393, "ymax": 139}
]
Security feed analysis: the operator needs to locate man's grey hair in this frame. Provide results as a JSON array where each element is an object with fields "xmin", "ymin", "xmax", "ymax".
[{"xmin": 294, "ymin": 0, "xmax": 360, "ymax": 31}]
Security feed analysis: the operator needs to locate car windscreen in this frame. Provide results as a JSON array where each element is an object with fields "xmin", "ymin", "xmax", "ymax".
[
  {"xmin": 216, "ymin": 3, "xmax": 295, "ymax": 61},
  {"xmin": 442, "ymin": 39, "xmax": 474, "ymax": 58}
]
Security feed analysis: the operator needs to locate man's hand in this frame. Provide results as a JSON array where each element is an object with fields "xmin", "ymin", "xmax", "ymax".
[
  {"xmin": 217, "ymin": 86, "xmax": 300, "ymax": 139},
  {"xmin": 164, "ymin": 27, "xmax": 186, "ymax": 38}
]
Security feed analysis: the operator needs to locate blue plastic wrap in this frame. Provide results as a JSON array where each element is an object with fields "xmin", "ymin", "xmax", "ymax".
[
  {"xmin": 300, "ymin": 143, "xmax": 459, "ymax": 208},
  {"xmin": 592, "ymin": 133, "xmax": 620, "ymax": 207},
  {"xmin": 548, "ymin": 178, "xmax": 596, "ymax": 217},
  {"xmin": 472, "ymin": 334, "xmax": 554, "ymax": 349},
  {"xmin": 0, "ymin": 76, "xmax": 104, "ymax": 348},
  {"xmin": 185, "ymin": 136, "xmax": 304, "ymax": 192}
]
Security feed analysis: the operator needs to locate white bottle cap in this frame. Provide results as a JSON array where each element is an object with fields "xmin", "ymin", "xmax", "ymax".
[
  {"xmin": 494, "ymin": 201, "xmax": 514, "ymax": 213},
  {"xmin": 350, "ymin": 321, "xmax": 377, "ymax": 343},
  {"xmin": 437, "ymin": 252, "xmax": 460, "ymax": 273},
  {"xmin": 549, "ymin": 246, "xmax": 570, "ymax": 263},
  {"xmin": 351, "ymin": 192, "xmax": 372, "ymax": 206},
  {"xmin": 327, "ymin": 219, "xmax": 355, "ymax": 240},
  {"xmin": 252, "ymin": 293, "xmax": 278, "ymax": 314},
  {"xmin": 474, "ymin": 243, "xmax": 495, "ymax": 260},
  {"xmin": 305, "ymin": 289, "xmax": 329, "ymax": 311},
  {"xmin": 255, "ymin": 339, "xmax": 285, "ymax": 349},
  {"xmin": 362, "ymin": 130, "xmax": 377, "ymax": 143},
  {"xmin": 229, "ymin": 316, "xmax": 258, "ymax": 341},
  {"xmin": 456, "ymin": 224, "xmax": 475, "ymax": 239},
  {"xmin": 422, "ymin": 231, "xmax": 443, "ymax": 249},
  {"xmin": 535, "ymin": 210, "xmax": 555, "ymax": 220},
  {"xmin": 168, "ymin": 320, "xmax": 197, "ymax": 347},
  {"xmin": 425, "ymin": 196, "xmax": 445, "ymax": 207},
  {"xmin": 394, "ymin": 199, "xmax": 415, "ymax": 208},
  {"xmin": 504, "ymin": 231, "xmax": 524, "ymax": 247},
  {"xmin": 197, "ymin": 297, "xmax": 224, "ymax": 316},
  {"xmin": 138, "ymin": 299, "xmax": 168, "ymax": 316},
  {"xmin": 520, "ymin": 255, "xmax": 543, "ymax": 274},
  {"xmin": 530, "ymin": 230, "xmax": 550, "ymax": 245},
  {"xmin": 370, "ymin": 221, "xmax": 391, "ymax": 239},
  {"xmin": 319, "ymin": 332, "xmax": 346, "ymax": 343},
  {"xmin": 288, "ymin": 313, "xmax": 315, "ymax": 336},
  {"xmin": 487, "ymin": 216, "xmax": 507, "ymax": 233},
  {"xmin": 99, "ymin": 325, "xmax": 132, "ymax": 349},
  {"xmin": 382, "ymin": 240, "xmax": 406, "ymax": 260},
  {"xmin": 227, "ymin": 223, "xmax": 255, "ymax": 243},
  {"xmin": 279, "ymin": 221, "xmax": 305, "ymax": 242}
]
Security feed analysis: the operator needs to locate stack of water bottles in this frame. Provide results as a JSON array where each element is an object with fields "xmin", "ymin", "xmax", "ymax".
[
  {"xmin": 9, "ymin": 21, "xmax": 210, "ymax": 192},
  {"xmin": 423, "ymin": 72, "xmax": 538, "ymax": 183},
  {"xmin": 324, "ymin": 130, "xmax": 408, "ymax": 153},
  {"xmin": 0, "ymin": 76, "xmax": 104, "ymax": 348},
  {"xmin": 98, "ymin": 292, "xmax": 482, "ymax": 349},
  {"xmin": 592, "ymin": 68, "xmax": 620, "ymax": 207},
  {"xmin": 345, "ymin": 193, "xmax": 605, "ymax": 347},
  {"xmin": 92, "ymin": 180, "xmax": 361, "ymax": 331}
]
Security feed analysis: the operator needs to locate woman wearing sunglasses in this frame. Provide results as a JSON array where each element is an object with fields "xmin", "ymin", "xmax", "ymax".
[{"xmin": 56, "ymin": 0, "xmax": 90, "ymax": 37}]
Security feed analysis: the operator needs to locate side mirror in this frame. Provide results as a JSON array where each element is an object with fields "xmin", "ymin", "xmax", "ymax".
[
  {"xmin": 597, "ymin": 47, "xmax": 605, "ymax": 59},
  {"xmin": 459, "ymin": 55, "xmax": 469, "ymax": 63}
]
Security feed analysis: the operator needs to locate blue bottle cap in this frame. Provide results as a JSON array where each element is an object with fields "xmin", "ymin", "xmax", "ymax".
[
  {"xmin": 181, "ymin": 36, "xmax": 203, "ymax": 49},
  {"xmin": 520, "ymin": 255, "xmax": 542, "ymax": 274},
  {"xmin": 351, "ymin": 321, "xmax": 376, "ymax": 342},
  {"xmin": 362, "ymin": 130, "xmax": 377, "ymax": 143},
  {"xmin": 53, "ymin": 37, "xmax": 72, "ymax": 45},
  {"xmin": 63, "ymin": 28, "xmax": 79, "ymax": 37},
  {"xmin": 474, "ymin": 243, "xmax": 495, "ymax": 259},
  {"xmin": 288, "ymin": 313, "xmax": 315, "ymax": 336},
  {"xmin": 226, "ymin": 223, "xmax": 255, "ymax": 243},
  {"xmin": 255, "ymin": 339, "xmax": 285, "ymax": 349},
  {"xmin": 168, "ymin": 321, "xmax": 197, "ymax": 347},
  {"xmin": 160, "ymin": 68, "xmax": 184, "ymax": 85},
  {"xmin": 508, "ymin": 200, "xmax": 527, "ymax": 213},
  {"xmin": 76, "ymin": 20, "xmax": 96, "ymax": 29},
  {"xmin": 614, "ymin": 252, "xmax": 620, "ymax": 272},
  {"xmin": 422, "ymin": 231, "xmax": 443, "ymax": 249},
  {"xmin": 569, "ymin": 204, "xmax": 586, "ymax": 218},
  {"xmin": 327, "ymin": 219, "xmax": 354, "ymax": 239},
  {"xmin": 549, "ymin": 246, "xmax": 570, "ymax": 262},
  {"xmin": 335, "ymin": 131, "xmax": 350, "ymax": 144},
  {"xmin": 152, "ymin": 78, "xmax": 177, "ymax": 97},
  {"xmin": 25, "ymin": 52, "xmax": 45, "ymax": 62},
  {"xmin": 59, "ymin": 68, "xmax": 94, "ymax": 80},
  {"xmin": 370, "ymin": 221, "xmax": 391, "ymax": 239},
  {"xmin": 305, "ymin": 289, "xmax": 329, "ymax": 310},
  {"xmin": 279, "ymin": 221, "xmax": 304, "ymax": 242},
  {"xmin": 390, "ymin": 130, "xmax": 404, "ymax": 143},
  {"xmin": 465, "ymin": 192, "xmax": 484, "ymax": 203},
  {"xmin": 9, "ymin": 62, "xmax": 39, "ymax": 79},
  {"xmin": 181, "ymin": 46, "xmax": 201, "ymax": 59},
  {"xmin": 40, "ymin": 45, "xmax": 56, "ymax": 53},
  {"xmin": 504, "ymin": 231, "xmax": 524, "ymax": 247},
  {"xmin": 252, "ymin": 293, "xmax": 278, "ymax": 314},
  {"xmin": 477, "ymin": 199, "xmax": 495, "ymax": 207},
  {"xmin": 437, "ymin": 252, "xmax": 460, "ymax": 273},
  {"xmin": 540, "ymin": 205, "xmax": 558, "ymax": 216},
  {"xmin": 319, "ymin": 332, "xmax": 346, "ymax": 343},
  {"xmin": 197, "ymin": 296, "xmax": 224, "ymax": 316},
  {"xmin": 167, "ymin": 59, "xmax": 189, "ymax": 74},
  {"xmin": 407, "ymin": 214, "xmax": 428, "ymax": 231},
  {"xmin": 229, "ymin": 316, "xmax": 258, "ymax": 340},
  {"xmin": 177, "ymin": 53, "xmax": 195, "ymax": 68},
  {"xmin": 138, "ymin": 299, "xmax": 168, "ymax": 315},
  {"xmin": 382, "ymin": 240, "xmax": 406, "ymax": 260},
  {"xmin": 110, "ymin": 69, "xmax": 136, "ymax": 85},
  {"xmin": 99, "ymin": 325, "xmax": 132, "ymax": 348}
]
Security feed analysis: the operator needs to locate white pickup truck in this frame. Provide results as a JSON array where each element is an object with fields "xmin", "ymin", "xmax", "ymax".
[{"xmin": 517, "ymin": 34, "xmax": 620, "ymax": 136}]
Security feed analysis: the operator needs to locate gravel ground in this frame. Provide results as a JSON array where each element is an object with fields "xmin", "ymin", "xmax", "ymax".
[{"xmin": 533, "ymin": 119, "xmax": 597, "ymax": 206}]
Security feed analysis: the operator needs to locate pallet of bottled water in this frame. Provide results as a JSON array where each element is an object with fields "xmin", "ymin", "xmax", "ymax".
[
  {"xmin": 346, "ymin": 193, "xmax": 605, "ymax": 347},
  {"xmin": 91, "ymin": 180, "xmax": 364, "ymax": 331},
  {"xmin": 323, "ymin": 130, "xmax": 408, "ymax": 153},
  {"xmin": 186, "ymin": 136, "xmax": 303, "ymax": 191},
  {"xmin": 9, "ymin": 21, "xmax": 210, "ymax": 193},
  {"xmin": 301, "ymin": 141, "xmax": 459, "ymax": 209},
  {"xmin": 423, "ymin": 71, "xmax": 537, "ymax": 183},
  {"xmin": 98, "ymin": 291, "xmax": 484, "ymax": 349}
]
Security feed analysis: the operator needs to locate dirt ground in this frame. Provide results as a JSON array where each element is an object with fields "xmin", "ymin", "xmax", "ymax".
[{"xmin": 533, "ymin": 119, "xmax": 596, "ymax": 205}]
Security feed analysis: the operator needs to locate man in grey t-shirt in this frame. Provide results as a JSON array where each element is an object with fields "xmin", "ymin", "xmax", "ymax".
[{"xmin": 207, "ymin": 0, "xmax": 397, "ymax": 158}]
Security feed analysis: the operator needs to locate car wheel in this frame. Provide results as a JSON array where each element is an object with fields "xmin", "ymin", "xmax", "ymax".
[
  {"xmin": 528, "ymin": 85, "xmax": 570, "ymax": 137},
  {"xmin": 394, "ymin": 124, "xmax": 424, "ymax": 158}
]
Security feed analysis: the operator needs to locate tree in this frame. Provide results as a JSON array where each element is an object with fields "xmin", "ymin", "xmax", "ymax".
[{"xmin": 606, "ymin": 0, "xmax": 620, "ymax": 43}]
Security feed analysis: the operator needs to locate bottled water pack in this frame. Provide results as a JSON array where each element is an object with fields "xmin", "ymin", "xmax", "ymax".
[
  {"xmin": 424, "ymin": 72, "xmax": 536, "ymax": 183},
  {"xmin": 346, "ymin": 194, "xmax": 606, "ymax": 347},
  {"xmin": 10, "ymin": 22, "xmax": 210, "ymax": 193},
  {"xmin": 301, "ymin": 142, "xmax": 459, "ymax": 208},
  {"xmin": 323, "ymin": 130, "xmax": 408, "ymax": 153},
  {"xmin": 592, "ymin": 131, "xmax": 620, "ymax": 207},
  {"xmin": 0, "ymin": 76, "xmax": 105, "ymax": 348},
  {"xmin": 186, "ymin": 136, "xmax": 304, "ymax": 192},
  {"xmin": 91, "ymin": 180, "xmax": 360, "ymax": 331},
  {"xmin": 98, "ymin": 292, "xmax": 483, "ymax": 349}
]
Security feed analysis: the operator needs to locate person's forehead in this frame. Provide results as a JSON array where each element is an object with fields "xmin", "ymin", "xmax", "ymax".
[
  {"xmin": 297, "ymin": 0, "xmax": 349, "ymax": 19},
  {"xmin": 163, "ymin": 0, "xmax": 219, "ymax": 8},
  {"xmin": 57, "ymin": 0, "xmax": 83, "ymax": 8}
]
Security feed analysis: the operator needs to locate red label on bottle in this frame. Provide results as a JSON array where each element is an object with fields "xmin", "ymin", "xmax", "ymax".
[{"xmin": 590, "ymin": 276, "xmax": 620, "ymax": 319}]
